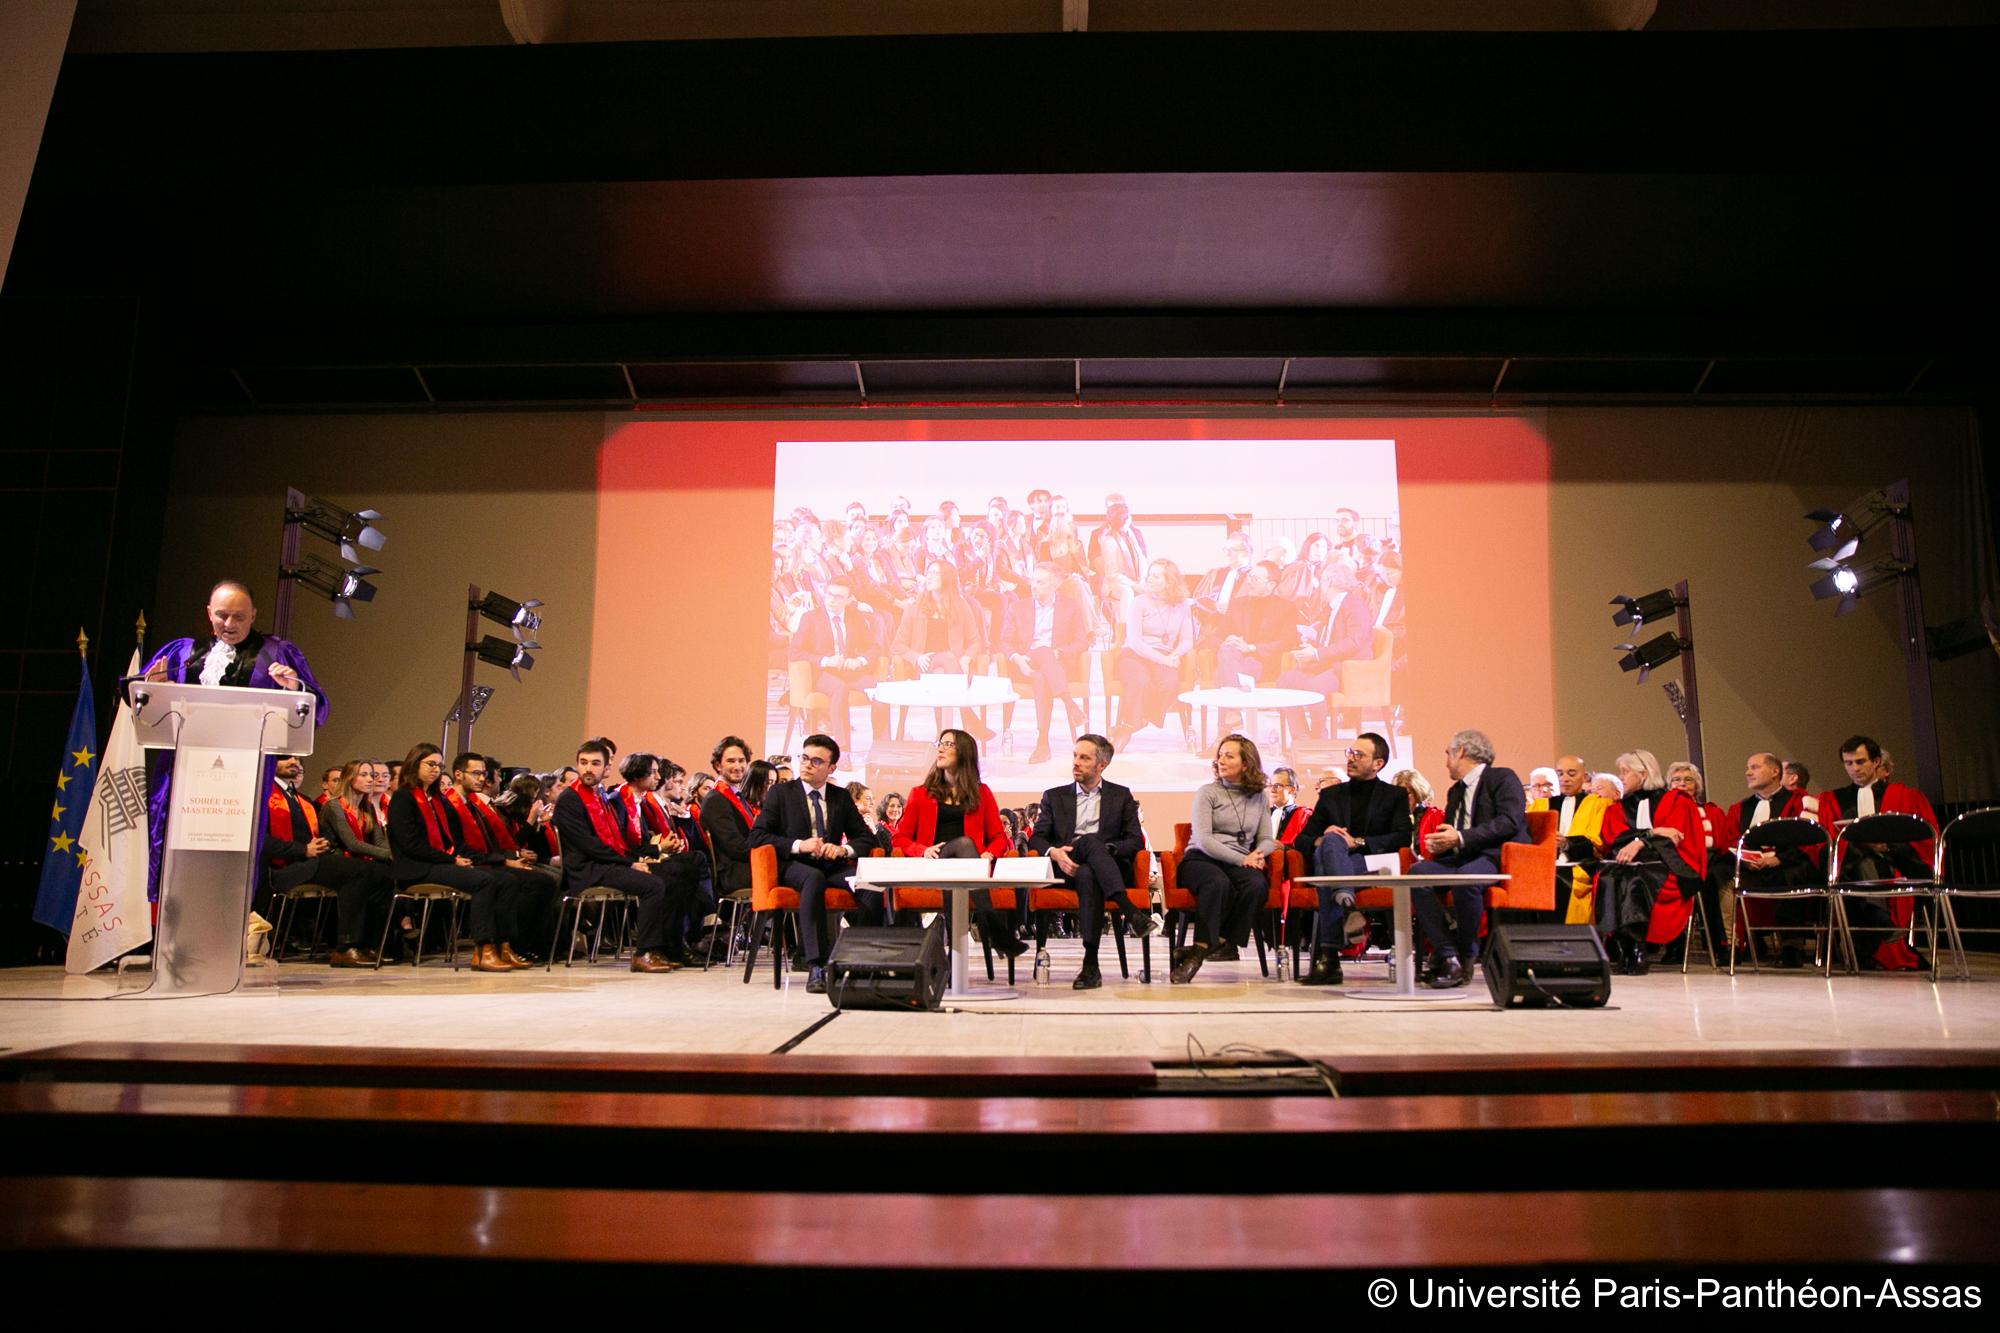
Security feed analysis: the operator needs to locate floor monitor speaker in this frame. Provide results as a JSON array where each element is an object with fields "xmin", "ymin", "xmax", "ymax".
[
  {"xmin": 826, "ymin": 920, "xmax": 947, "ymax": 1012},
  {"xmin": 1484, "ymin": 923, "xmax": 1612, "ymax": 1008}
]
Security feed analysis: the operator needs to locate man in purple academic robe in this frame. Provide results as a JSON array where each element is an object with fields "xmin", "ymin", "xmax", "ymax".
[{"xmin": 142, "ymin": 579, "xmax": 328, "ymax": 899}]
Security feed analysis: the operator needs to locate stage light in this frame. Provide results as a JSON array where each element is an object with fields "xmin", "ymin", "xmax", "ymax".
[
  {"xmin": 1926, "ymin": 599, "xmax": 2000, "ymax": 663},
  {"xmin": 289, "ymin": 495, "xmax": 387, "ymax": 562},
  {"xmin": 1610, "ymin": 590, "xmax": 1678, "ymax": 628},
  {"xmin": 283, "ymin": 552, "xmax": 380, "ymax": 621},
  {"xmin": 1617, "ymin": 631, "xmax": 1684, "ymax": 683},
  {"xmin": 1805, "ymin": 488, "xmax": 1899, "ymax": 555},
  {"xmin": 475, "ymin": 590, "xmax": 543, "ymax": 638},
  {"xmin": 471, "ymin": 634, "xmax": 538, "ymax": 681},
  {"xmin": 1810, "ymin": 556, "xmax": 1910, "ymax": 618}
]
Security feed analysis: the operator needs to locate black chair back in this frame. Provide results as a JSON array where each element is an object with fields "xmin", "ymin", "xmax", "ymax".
[{"xmin": 1740, "ymin": 817, "xmax": 1827, "ymax": 851}]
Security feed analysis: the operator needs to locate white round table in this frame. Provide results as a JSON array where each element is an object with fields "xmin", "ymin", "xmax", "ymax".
[
  {"xmin": 1294, "ymin": 873, "xmax": 1510, "ymax": 1001},
  {"xmin": 868, "ymin": 673, "xmax": 1019, "ymax": 740},
  {"xmin": 1178, "ymin": 686, "xmax": 1322, "ymax": 752}
]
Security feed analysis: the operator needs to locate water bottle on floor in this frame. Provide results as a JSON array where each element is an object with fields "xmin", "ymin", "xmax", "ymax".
[{"xmin": 1033, "ymin": 949, "xmax": 1051, "ymax": 986}]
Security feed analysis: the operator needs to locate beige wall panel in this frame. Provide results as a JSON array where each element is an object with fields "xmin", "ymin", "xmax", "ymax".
[{"xmin": 158, "ymin": 412, "xmax": 602, "ymax": 774}]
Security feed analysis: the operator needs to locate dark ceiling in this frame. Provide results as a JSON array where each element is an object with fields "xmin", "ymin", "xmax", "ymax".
[{"xmin": 8, "ymin": 27, "xmax": 1997, "ymax": 408}]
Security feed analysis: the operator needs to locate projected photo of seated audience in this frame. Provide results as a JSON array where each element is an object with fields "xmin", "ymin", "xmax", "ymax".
[{"xmin": 767, "ymin": 438, "xmax": 1406, "ymax": 789}]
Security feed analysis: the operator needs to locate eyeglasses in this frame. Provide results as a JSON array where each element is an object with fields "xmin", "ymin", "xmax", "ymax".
[
  {"xmin": 799, "ymin": 754, "xmax": 833, "ymax": 769},
  {"xmin": 1345, "ymin": 749, "xmax": 1376, "ymax": 760}
]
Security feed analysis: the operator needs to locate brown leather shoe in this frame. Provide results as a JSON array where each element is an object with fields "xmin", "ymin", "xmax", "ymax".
[
  {"xmin": 327, "ymin": 946, "xmax": 373, "ymax": 968},
  {"xmin": 498, "ymin": 942, "xmax": 534, "ymax": 969},
  {"xmin": 470, "ymin": 943, "xmax": 514, "ymax": 973},
  {"xmin": 630, "ymin": 950, "xmax": 681, "ymax": 973}
]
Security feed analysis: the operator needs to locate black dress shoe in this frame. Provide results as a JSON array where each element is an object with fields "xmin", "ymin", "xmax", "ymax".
[
  {"xmin": 1207, "ymin": 942, "xmax": 1240, "ymax": 962},
  {"xmin": 1170, "ymin": 943, "xmax": 1210, "ymax": 985},
  {"xmin": 1072, "ymin": 963, "xmax": 1103, "ymax": 990},
  {"xmin": 1170, "ymin": 943, "xmax": 1201, "ymax": 969},
  {"xmin": 1127, "ymin": 913, "xmax": 1159, "ymax": 940},
  {"xmin": 1298, "ymin": 954, "xmax": 1345, "ymax": 986},
  {"xmin": 806, "ymin": 966, "xmax": 827, "ymax": 994},
  {"xmin": 1427, "ymin": 956, "xmax": 1469, "ymax": 989},
  {"xmin": 994, "ymin": 933, "xmax": 1029, "ymax": 960}
]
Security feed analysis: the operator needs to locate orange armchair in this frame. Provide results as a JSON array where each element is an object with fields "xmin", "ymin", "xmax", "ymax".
[
  {"xmin": 742, "ymin": 843, "xmax": 859, "ymax": 989},
  {"xmin": 1028, "ymin": 849, "xmax": 1153, "ymax": 982},
  {"xmin": 1161, "ymin": 822, "xmax": 1290, "ymax": 975},
  {"xmin": 1492, "ymin": 810, "xmax": 1559, "ymax": 912}
]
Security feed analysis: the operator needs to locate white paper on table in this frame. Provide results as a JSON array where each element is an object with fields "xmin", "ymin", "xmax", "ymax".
[
  {"xmin": 1362, "ymin": 852, "xmax": 1401, "ymax": 875},
  {"xmin": 1237, "ymin": 673, "xmax": 1256, "ymax": 691}
]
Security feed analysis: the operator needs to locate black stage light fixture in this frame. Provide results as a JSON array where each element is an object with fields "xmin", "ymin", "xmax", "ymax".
[
  {"xmin": 1809, "ymin": 554, "xmax": 1912, "ymax": 618},
  {"xmin": 1610, "ymin": 590, "xmax": 1678, "ymax": 629},
  {"xmin": 1925, "ymin": 598, "xmax": 2000, "ymax": 663},
  {"xmin": 289, "ymin": 495, "xmax": 388, "ymax": 562},
  {"xmin": 1805, "ymin": 488, "xmax": 1898, "ymax": 555},
  {"xmin": 471, "ymin": 634, "xmax": 537, "ymax": 681},
  {"xmin": 475, "ymin": 590, "xmax": 543, "ymax": 638},
  {"xmin": 283, "ymin": 552, "xmax": 380, "ymax": 621},
  {"xmin": 1617, "ymin": 631, "xmax": 1684, "ymax": 683}
]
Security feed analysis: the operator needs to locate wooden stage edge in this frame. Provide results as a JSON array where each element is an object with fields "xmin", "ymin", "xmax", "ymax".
[
  {"xmin": 7, "ymin": 1041, "xmax": 2000, "ymax": 1098},
  {"xmin": 7, "ymin": 1178, "xmax": 1999, "ymax": 1270}
]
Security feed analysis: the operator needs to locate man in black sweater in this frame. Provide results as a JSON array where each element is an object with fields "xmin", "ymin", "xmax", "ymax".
[
  {"xmin": 1287, "ymin": 732, "xmax": 1413, "ymax": 985},
  {"xmin": 551, "ymin": 740, "xmax": 692, "ymax": 972}
]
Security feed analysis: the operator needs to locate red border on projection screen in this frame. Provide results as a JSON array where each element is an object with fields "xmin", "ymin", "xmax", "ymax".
[{"xmin": 591, "ymin": 416, "xmax": 1554, "ymax": 796}]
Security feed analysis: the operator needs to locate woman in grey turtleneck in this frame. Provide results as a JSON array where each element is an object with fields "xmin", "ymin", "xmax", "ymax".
[{"xmin": 1172, "ymin": 733, "xmax": 1280, "ymax": 984}]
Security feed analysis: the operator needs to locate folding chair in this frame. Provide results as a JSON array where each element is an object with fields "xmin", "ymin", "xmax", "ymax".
[
  {"xmin": 1826, "ymin": 812, "xmax": 1941, "ymax": 975},
  {"xmin": 1727, "ymin": 817, "xmax": 1829, "ymax": 975},
  {"xmin": 1929, "ymin": 807, "xmax": 2000, "ymax": 981}
]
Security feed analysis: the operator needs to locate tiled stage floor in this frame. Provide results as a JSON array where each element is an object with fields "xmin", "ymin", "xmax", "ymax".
[{"xmin": 2, "ymin": 942, "xmax": 1995, "ymax": 1061}]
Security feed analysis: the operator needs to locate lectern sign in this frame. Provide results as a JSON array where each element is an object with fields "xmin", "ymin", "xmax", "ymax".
[{"xmin": 168, "ymin": 747, "xmax": 259, "ymax": 851}]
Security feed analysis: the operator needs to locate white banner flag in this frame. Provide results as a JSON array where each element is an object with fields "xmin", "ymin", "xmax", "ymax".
[{"xmin": 67, "ymin": 649, "xmax": 153, "ymax": 973}]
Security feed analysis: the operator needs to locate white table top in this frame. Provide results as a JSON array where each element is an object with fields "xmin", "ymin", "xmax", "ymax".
[
  {"xmin": 868, "ymin": 673, "xmax": 1019, "ymax": 707},
  {"xmin": 1178, "ymin": 686, "xmax": 1322, "ymax": 708},
  {"xmin": 853, "ymin": 856, "xmax": 1060, "ymax": 887},
  {"xmin": 1295, "ymin": 873, "xmax": 1512, "ymax": 888}
]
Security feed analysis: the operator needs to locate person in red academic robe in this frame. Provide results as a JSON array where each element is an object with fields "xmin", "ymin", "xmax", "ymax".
[
  {"xmin": 1592, "ymin": 750, "xmax": 1707, "ymax": 974},
  {"xmin": 1817, "ymin": 734, "xmax": 1937, "ymax": 970}
]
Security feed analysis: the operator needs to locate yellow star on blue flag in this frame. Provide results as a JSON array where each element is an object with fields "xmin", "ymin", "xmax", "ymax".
[{"xmin": 34, "ymin": 657, "xmax": 99, "ymax": 934}]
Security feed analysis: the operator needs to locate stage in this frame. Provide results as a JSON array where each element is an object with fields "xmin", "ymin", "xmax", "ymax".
[{"xmin": 4, "ymin": 940, "xmax": 1994, "ymax": 1062}]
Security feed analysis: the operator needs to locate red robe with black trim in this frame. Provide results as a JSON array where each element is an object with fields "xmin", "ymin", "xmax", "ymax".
[
  {"xmin": 1714, "ymin": 786, "xmax": 1819, "ymax": 929},
  {"xmin": 1817, "ymin": 780, "xmax": 1937, "ymax": 970},
  {"xmin": 1600, "ymin": 787, "xmax": 1709, "ymax": 944}
]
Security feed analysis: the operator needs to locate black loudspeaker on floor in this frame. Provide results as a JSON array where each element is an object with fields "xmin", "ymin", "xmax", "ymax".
[
  {"xmin": 1484, "ymin": 923, "xmax": 1612, "ymax": 1008},
  {"xmin": 825, "ymin": 920, "xmax": 947, "ymax": 1011}
]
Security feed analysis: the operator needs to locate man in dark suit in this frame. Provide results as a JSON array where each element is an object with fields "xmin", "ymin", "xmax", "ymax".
[
  {"xmin": 1287, "ymin": 731, "xmax": 1413, "ymax": 985},
  {"xmin": 788, "ymin": 577, "xmax": 889, "ymax": 756},
  {"xmin": 1410, "ymin": 728, "xmax": 1530, "ymax": 988},
  {"xmin": 1028, "ymin": 733, "xmax": 1153, "ymax": 990},
  {"xmin": 551, "ymin": 741, "xmax": 692, "ymax": 972},
  {"xmin": 1001, "ymin": 561, "xmax": 1092, "ymax": 764},
  {"xmin": 748, "ymin": 733, "xmax": 878, "ymax": 993},
  {"xmin": 1275, "ymin": 558, "xmax": 1374, "ymax": 739}
]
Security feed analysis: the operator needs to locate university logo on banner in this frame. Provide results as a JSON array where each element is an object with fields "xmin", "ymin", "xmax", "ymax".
[{"xmin": 69, "ymin": 649, "xmax": 153, "ymax": 974}]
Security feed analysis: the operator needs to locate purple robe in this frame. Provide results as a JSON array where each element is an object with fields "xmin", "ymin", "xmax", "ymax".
[{"xmin": 143, "ymin": 632, "xmax": 328, "ymax": 900}]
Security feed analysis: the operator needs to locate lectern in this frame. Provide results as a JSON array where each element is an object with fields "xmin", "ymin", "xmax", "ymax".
[{"xmin": 127, "ymin": 680, "xmax": 317, "ymax": 997}]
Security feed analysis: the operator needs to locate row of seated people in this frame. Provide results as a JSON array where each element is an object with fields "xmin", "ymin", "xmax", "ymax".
[
  {"xmin": 265, "ymin": 743, "xmax": 721, "ymax": 972},
  {"xmin": 1258, "ymin": 731, "xmax": 1939, "ymax": 985},
  {"xmin": 266, "ymin": 720, "xmax": 1937, "ymax": 988}
]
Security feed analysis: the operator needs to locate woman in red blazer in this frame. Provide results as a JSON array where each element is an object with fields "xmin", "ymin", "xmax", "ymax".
[{"xmin": 892, "ymin": 729, "xmax": 1023, "ymax": 956}]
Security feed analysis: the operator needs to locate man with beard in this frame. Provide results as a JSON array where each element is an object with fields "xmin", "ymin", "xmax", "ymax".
[{"xmin": 1288, "ymin": 731, "xmax": 1413, "ymax": 985}]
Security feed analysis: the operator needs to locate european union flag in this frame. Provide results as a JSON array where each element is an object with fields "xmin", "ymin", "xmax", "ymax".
[{"xmin": 32, "ymin": 654, "xmax": 98, "ymax": 934}]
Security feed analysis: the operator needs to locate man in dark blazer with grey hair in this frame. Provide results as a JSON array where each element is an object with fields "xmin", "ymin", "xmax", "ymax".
[
  {"xmin": 1410, "ymin": 727, "xmax": 1529, "ymax": 988},
  {"xmin": 1029, "ymin": 733, "xmax": 1152, "ymax": 990}
]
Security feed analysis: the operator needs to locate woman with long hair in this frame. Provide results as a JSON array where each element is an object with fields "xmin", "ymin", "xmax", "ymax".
[
  {"xmin": 891, "ymin": 729, "xmax": 1023, "ymax": 958},
  {"xmin": 1275, "ymin": 530, "xmax": 1331, "ymax": 607},
  {"xmin": 384, "ymin": 742, "xmax": 523, "ymax": 973},
  {"xmin": 327, "ymin": 759, "xmax": 391, "ymax": 864},
  {"xmin": 892, "ymin": 561, "xmax": 994, "ymax": 741},
  {"xmin": 491, "ymin": 771, "xmax": 559, "ymax": 868},
  {"xmin": 1591, "ymin": 748, "xmax": 1708, "ymax": 975},
  {"xmin": 741, "ymin": 759, "xmax": 778, "ymax": 810},
  {"xmin": 1172, "ymin": 733, "xmax": 1279, "ymax": 984},
  {"xmin": 1109, "ymin": 558, "xmax": 1194, "ymax": 751},
  {"xmin": 878, "ymin": 790, "xmax": 906, "ymax": 832}
]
